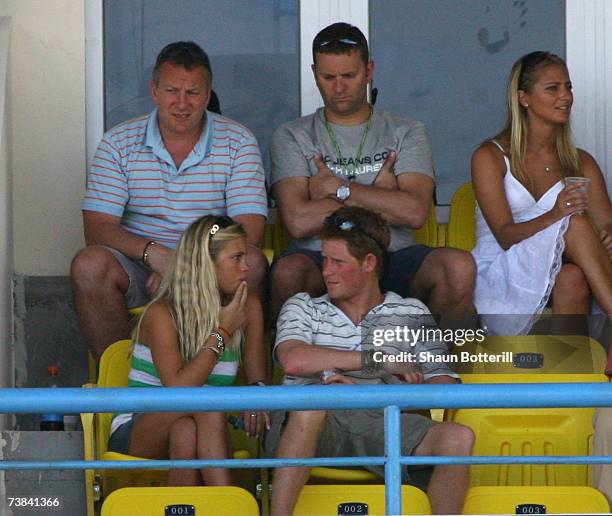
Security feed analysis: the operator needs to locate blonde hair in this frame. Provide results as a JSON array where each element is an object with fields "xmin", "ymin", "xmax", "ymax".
[
  {"xmin": 134, "ymin": 216, "xmax": 246, "ymax": 362},
  {"xmin": 493, "ymin": 51, "xmax": 580, "ymax": 185}
]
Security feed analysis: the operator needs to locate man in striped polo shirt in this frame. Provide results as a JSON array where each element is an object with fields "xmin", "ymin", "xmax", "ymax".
[
  {"xmin": 71, "ymin": 42, "xmax": 268, "ymax": 362},
  {"xmin": 267, "ymin": 206, "xmax": 473, "ymax": 515}
]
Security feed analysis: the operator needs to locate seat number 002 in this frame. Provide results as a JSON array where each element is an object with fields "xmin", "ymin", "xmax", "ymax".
[{"xmin": 338, "ymin": 502, "xmax": 368, "ymax": 515}]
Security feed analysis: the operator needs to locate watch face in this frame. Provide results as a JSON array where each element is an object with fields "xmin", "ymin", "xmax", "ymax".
[{"xmin": 337, "ymin": 185, "xmax": 350, "ymax": 201}]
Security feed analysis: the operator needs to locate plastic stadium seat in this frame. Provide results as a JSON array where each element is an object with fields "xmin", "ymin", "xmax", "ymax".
[
  {"xmin": 447, "ymin": 373, "xmax": 608, "ymax": 487},
  {"xmin": 453, "ymin": 335, "xmax": 607, "ymax": 375},
  {"xmin": 309, "ymin": 466, "xmax": 380, "ymax": 483},
  {"xmin": 447, "ymin": 182, "xmax": 476, "ymax": 251},
  {"xmin": 413, "ymin": 202, "xmax": 438, "ymax": 247},
  {"xmin": 101, "ymin": 486, "xmax": 259, "ymax": 515},
  {"xmin": 462, "ymin": 486, "xmax": 610, "ymax": 514},
  {"xmin": 292, "ymin": 485, "xmax": 431, "ymax": 516}
]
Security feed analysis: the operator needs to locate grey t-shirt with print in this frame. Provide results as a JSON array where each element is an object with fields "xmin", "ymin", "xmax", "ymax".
[{"xmin": 270, "ymin": 107, "xmax": 434, "ymax": 251}]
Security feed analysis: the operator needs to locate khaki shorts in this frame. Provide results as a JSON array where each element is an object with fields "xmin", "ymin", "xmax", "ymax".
[{"xmin": 265, "ymin": 409, "xmax": 436, "ymax": 487}]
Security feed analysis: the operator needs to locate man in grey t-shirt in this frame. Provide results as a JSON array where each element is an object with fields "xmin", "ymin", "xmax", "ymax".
[{"xmin": 269, "ymin": 22, "xmax": 476, "ymax": 323}]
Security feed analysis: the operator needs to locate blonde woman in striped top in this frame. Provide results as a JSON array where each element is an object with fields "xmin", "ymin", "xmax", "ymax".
[{"xmin": 108, "ymin": 215, "xmax": 269, "ymax": 486}]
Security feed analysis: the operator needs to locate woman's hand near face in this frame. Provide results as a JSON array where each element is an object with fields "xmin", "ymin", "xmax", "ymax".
[{"xmin": 219, "ymin": 281, "xmax": 248, "ymax": 336}]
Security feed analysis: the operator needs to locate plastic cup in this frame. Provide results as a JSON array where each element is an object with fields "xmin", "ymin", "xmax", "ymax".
[{"xmin": 563, "ymin": 176, "xmax": 590, "ymax": 193}]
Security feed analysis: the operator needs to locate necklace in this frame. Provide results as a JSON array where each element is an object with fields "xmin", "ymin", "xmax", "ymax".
[{"xmin": 324, "ymin": 107, "xmax": 372, "ymax": 180}]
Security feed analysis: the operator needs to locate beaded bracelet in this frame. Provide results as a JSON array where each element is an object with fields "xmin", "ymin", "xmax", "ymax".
[{"xmin": 209, "ymin": 331, "xmax": 226, "ymax": 354}]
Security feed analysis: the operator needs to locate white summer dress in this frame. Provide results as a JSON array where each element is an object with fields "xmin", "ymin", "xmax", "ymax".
[{"xmin": 472, "ymin": 142, "xmax": 570, "ymax": 335}]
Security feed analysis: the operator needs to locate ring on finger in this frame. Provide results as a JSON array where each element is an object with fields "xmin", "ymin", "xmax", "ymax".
[{"xmin": 566, "ymin": 201, "xmax": 571, "ymax": 207}]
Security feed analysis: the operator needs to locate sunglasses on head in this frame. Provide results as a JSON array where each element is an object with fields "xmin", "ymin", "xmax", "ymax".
[
  {"xmin": 333, "ymin": 216, "xmax": 386, "ymax": 253},
  {"xmin": 315, "ymin": 36, "xmax": 360, "ymax": 49}
]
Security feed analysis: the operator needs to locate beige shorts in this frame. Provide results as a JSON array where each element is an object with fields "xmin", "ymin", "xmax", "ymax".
[{"xmin": 265, "ymin": 409, "xmax": 436, "ymax": 487}]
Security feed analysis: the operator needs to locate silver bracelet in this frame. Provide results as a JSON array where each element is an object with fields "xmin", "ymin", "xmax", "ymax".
[
  {"xmin": 142, "ymin": 240, "xmax": 157, "ymax": 266},
  {"xmin": 209, "ymin": 331, "xmax": 226, "ymax": 354}
]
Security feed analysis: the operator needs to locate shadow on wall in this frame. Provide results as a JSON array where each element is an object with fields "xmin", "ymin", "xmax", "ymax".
[{"xmin": 13, "ymin": 275, "xmax": 88, "ymax": 430}]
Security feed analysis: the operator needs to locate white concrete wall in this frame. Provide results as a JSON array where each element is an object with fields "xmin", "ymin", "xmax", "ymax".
[
  {"xmin": 567, "ymin": 0, "xmax": 612, "ymax": 194},
  {"xmin": 0, "ymin": 16, "xmax": 13, "ymax": 425},
  {"xmin": 0, "ymin": 0, "xmax": 86, "ymax": 276}
]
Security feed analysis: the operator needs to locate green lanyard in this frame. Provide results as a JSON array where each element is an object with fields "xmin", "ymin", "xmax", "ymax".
[{"xmin": 324, "ymin": 108, "xmax": 372, "ymax": 180}]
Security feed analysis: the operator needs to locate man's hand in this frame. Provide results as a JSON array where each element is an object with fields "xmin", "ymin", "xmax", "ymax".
[
  {"xmin": 373, "ymin": 151, "xmax": 397, "ymax": 190},
  {"xmin": 381, "ymin": 356, "xmax": 424, "ymax": 383},
  {"xmin": 309, "ymin": 155, "xmax": 344, "ymax": 201},
  {"xmin": 323, "ymin": 373, "xmax": 356, "ymax": 385},
  {"xmin": 144, "ymin": 244, "xmax": 174, "ymax": 296},
  {"xmin": 398, "ymin": 371, "xmax": 424, "ymax": 384},
  {"xmin": 145, "ymin": 272, "xmax": 163, "ymax": 296},
  {"xmin": 147, "ymin": 243, "xmax": 174, "ymax": 276}
]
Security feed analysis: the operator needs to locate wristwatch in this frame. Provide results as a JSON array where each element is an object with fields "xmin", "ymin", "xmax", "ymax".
[{"xmin": 336, "ymin": 184, "xmax": 351, "ymax": 202}]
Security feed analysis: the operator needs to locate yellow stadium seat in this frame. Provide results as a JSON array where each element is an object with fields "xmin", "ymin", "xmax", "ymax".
[
  {"xmin": 447, "ymin": 373, "xmax": 608, "ymax": 487},
  {"xmin": 292, "ymin": 484, "xmax": 431, "ymax": 515},
  {"xmin": 101, "ymin": 486, "xmax": 259, "ymax": 516},
  {"xmin": 83, "ymin": 339, "xmax": 253, "ymax": 503},
  {"xmin": 447, "ymin": 182, "xmax": 476, "ymax": 251},
  {"xmin": 272, "ymin": 213, "xmax": 291, "ymax": 258},
  {"xmin": 436, "ymin": 222, "xmax": 447, "ymax": 247},
  {"xmin": 462, "ymin": 486, "xmax": 610, "ymax": 514},
  {"xmin": 309, "ymin": 467, "xmax": 380, "ymax": 483},
  {"xmin": 413, "ymin": 202, "xmax": 438, "ymax": 247},
  {"xmin": 453, "ymin": 335, "xmax": 607, "ymax": 375},
  {"xmin": 128, "ymin": 305, "xmax": 145, "ymax": 316}
]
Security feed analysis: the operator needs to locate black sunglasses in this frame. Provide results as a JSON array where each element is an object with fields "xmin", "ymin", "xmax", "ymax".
[{"xmin": 315, "ymin": 36, "xmax": 360, "ymax": 49}]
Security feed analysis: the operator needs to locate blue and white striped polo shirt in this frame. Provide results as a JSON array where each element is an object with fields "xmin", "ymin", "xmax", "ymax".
[{"xmin": 82, "ymin": 110, "xmax": 267, "ymax": 247}]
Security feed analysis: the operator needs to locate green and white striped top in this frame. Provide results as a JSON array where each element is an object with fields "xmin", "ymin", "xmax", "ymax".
[{"xmin": 110, "ymin": 341, "xmax": 240, "ymax": 435}]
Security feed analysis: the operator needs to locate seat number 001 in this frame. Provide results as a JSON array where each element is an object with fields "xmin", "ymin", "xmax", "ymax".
[{"xmin": 165, "ymin": 505, "xmax": 195, "ymax": 516}]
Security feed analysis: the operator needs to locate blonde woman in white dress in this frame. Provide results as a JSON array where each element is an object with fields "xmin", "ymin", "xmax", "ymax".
[{"xmin": 471, "ymin": 51, "xmax": 612, "ymax": 335}]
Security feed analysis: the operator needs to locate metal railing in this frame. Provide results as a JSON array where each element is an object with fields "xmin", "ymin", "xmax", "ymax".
[{"xmin": 1, "ymin": 382, "xmax": 611, "ymax": 514}]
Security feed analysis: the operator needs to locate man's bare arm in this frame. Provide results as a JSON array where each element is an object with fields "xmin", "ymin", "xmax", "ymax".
[
  {"xmin": 276, "ymin": 339, "xmax": 423, "ymax": 379},
  {"xmin": 273, "ymin": 177, "xmax": 342, "ymax": 239},
  {"xmin": 276, "ymin": 340, "xmax": 362, "ymax": 377},
  {"xmin": 347, "ymin": 171, "xmax": 434, "ymax": 228},
  {"xmin": 306, "ymin": 153, "xmax": 434, "ymax": 229},
  {"xmin": 233, "ymin": 214, "xmax": 266, "ymax": 246},
  {"xmin": 82, "ymin": 210, "xmax": 173, "ymax": 275}
]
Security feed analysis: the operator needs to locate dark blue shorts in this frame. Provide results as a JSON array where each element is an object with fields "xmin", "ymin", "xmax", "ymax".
[
  {"xmin": 275, "ymin": 245, "xmax": 434, "ymax": 298},
  {"xmin": 108, "ymin": 414, "xmax": 142, "ymax": 455}
]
